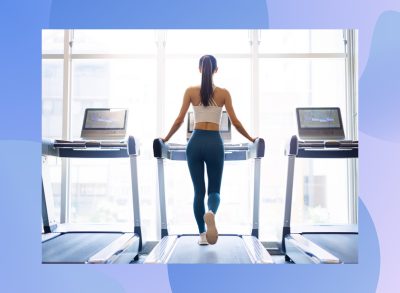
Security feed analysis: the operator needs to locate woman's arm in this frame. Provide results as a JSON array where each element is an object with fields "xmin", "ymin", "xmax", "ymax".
[
  {"xmin": 162, "ymin": 88, "xmax": 191, "ymax": 142},
  {"xmin": 224, "ymin": 89, "xmax": 256, "ymax": 142}
]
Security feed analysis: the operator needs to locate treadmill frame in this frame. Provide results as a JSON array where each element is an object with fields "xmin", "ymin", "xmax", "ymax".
[
  {"xmin": 146, "ymin": 138, "xmax": 273, "ymax": 264},
  {"xmin": 41, "ymin": 136, "xmax": 142, "ymax": 264},
  {"xmin": 282, "ymin": 135, "xmax": 358, "ymax": 264}
]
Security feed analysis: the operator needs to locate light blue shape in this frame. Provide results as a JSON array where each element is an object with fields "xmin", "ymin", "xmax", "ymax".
[
  {"xmin": 358, "ymin": 131, "xmax": 400, "ymax": 292},
  {"xmin": 0, "ymin": 141, "xmax": 124, "ymax": 293},
  {"xmin": 359, "ymin": 11, "xmax": 400, "ymax": 142},
  {"xmin": 167, "ymin": 200, "xmax": 379, "ymax": 293},
  {"xmin": 0, "ymin": 0, "xmax": 51, "ymax": 141},
  {"xmin": 49, "ymin": 0, "xmax": 269, "ymax": 28}
]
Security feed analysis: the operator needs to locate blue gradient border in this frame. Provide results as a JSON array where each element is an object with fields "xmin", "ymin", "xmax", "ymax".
[{"xmin": 1, "ymin": 0, "xmax": 399, "ymax": 292}]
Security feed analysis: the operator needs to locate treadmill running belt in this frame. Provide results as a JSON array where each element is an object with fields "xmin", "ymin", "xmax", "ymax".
[
  {"xmin": 302, "ymin": 233, "xmax": 358, "ymax": 264},
  {"xmin": 167, "ymin": 236, "xmax": 252, "ymax": 264},
  {"xmin": 42, "ymin": 232, "xmax": 123, "ymax": 263}
]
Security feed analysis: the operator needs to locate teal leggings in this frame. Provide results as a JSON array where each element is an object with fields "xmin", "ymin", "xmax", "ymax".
[{"xmin": 186, "ymin": 130, "xmax": 224, "ymax": 233}]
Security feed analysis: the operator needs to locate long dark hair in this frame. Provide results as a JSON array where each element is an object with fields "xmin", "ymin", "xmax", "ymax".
[{"xmin": 199, "ymin": 55, "xmax": 217, "ymax": 106}]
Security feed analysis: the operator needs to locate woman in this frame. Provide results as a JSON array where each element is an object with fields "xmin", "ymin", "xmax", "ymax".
[{"xmin": 162, "ymin": 55, "xmax": 256, "ymax": 245}]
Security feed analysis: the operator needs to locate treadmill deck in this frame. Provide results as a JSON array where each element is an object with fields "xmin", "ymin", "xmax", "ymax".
[
  {"xmin": 42, "ymin": 232, "xmax": 123, "ymax": 263},
  {"xmin": 303, "ymin": 233, "xmax": 358, "ymax": 264},
  {"xmin": 168, "ymin": 236, "xmax": 252, "ymax": 264},
  {"xmin": 145, "ymin": 235, "xmax": 274, "ymax": 264}
]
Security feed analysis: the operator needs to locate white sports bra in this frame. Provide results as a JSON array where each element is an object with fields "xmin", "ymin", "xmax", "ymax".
[{"xmin": 193, "ymin": 96, "xmax": 223, "ymax": 125}]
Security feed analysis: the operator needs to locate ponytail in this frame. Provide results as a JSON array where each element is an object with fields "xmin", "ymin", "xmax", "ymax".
[{"xmin": 199, "ymin": 55, "xmax": 217, "ymax": 107}]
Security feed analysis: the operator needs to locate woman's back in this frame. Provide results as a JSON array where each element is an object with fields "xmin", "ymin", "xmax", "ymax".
[
  {"xmin": 162, "ymin": 54, "xmax": 254, "ymax": 142},
  {"xmin": 188, "ymin": 86, "xmax": 229, "ymax": 131},
  {"xmin": 188, "ymin": 85, "xmax": 227, "ymax": 107}
]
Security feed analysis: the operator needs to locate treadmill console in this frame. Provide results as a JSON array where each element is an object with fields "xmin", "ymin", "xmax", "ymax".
[{"xmin": 296, "ymin": 107, "xmax": 345, "ymax": 140}]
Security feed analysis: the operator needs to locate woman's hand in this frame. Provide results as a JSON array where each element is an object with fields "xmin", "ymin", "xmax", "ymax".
[
  {"xmin": 161, "ymin": 137, "xmax": 168, "ymax": 142},
  {"xmin": 250, "ymin": 137, "xmax": 258, "ymax": 143}
]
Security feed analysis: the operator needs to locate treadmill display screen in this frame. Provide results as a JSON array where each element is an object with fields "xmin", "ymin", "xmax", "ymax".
[
  {"xmin": 83, "ymin": 109, "xmax": 127, "ymax": 130},
  {"xmin": 298, "ymin": 108, "xmax": 342, "ymax": 129}
]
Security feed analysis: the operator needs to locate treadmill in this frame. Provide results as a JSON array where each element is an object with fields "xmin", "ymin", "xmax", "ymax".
[
  {"xmin": 145, "ymin": 112, "xmax": 273, "ymax": 264},
  {"xmin": 282, "ymin": 107, "xmax": 358, "ymax": 264},
  {"xmin": 41, "ymin": 136, "xmax": 142, "ymax": 264}
]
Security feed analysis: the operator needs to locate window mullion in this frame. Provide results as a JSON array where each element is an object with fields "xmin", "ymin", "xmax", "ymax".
[
  {"xmin": 156, "ymin": 30, "xmax": 166, "ymax": 137},
  {"xmin": 60, "ymin": 29, "xmax": 73, "ymax": 224},
  {"xmin": 250, "ymin": 30, "xmax": 260, "ymax": 136}
]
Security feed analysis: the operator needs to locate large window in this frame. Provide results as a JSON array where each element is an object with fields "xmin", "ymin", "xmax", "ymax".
[
  {"xmin": 42, "ymin": 29, "xmax": 357, "ymax": 243},
  {"xmin": 42, "ymin": 56, "xmax": 63, "ymax": 221},
  {"xmin": 258, "ymin": 31, "xmax": 349, "ymax": 241}
]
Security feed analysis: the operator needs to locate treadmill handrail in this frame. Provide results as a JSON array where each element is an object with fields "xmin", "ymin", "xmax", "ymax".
[
  {"xmin": 41, "ymin": 135, "xmax": 143, "ymax": 251},
  {"xmin": 284, "ymin": 135, "xmax": 358, "ymax": 158},
  {"xmin": 42, "ymin": 136, "xmax": 139, "ymax": 158},
  {"xmin": 281, "ymin": 134, "xmax": 359, "ymax": 253},
  {"xmin": 154, "ymin": 137, "xmax": 265, "ymax": 238},
  {"xmin": 153, "ymin": 137, "xmax": 265, "ymax": 160}
]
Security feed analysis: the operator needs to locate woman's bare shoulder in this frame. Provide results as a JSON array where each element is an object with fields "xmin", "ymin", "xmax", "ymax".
[
  {"xmin": 215, "ymin": 86, "xmax": 228, "ymax": 92},
  {"xmin": 186, "ymin": 85, "xmax": 200, "ymax": 92},
  {"xmin": 185, "ymin": 86, "xmax": 201, "ymax": 104},
  {"xmin": 215, "ymin": 87, "xmax": 230, "ymax": 98}
]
